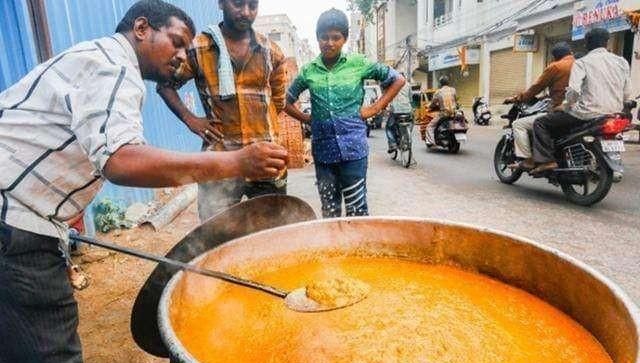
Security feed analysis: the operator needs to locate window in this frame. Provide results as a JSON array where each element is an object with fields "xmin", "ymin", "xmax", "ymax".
[
  {"xmin": 433, "ymin": 0, "xmax": 454, "ymax": 27},
  {"xmin": 269, "ymin": 32, "xmax": 281, "ymax": 41}
]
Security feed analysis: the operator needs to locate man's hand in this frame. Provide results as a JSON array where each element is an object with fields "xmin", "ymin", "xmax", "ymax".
[
  {"xmin": 237, "ymin": 142, "xmax": 288, "ymax": 180},
  {"xmin": 360, "ymin": 104, "xmax": 380, "ymax": 120},
  {"xmin": 504, "ymin": 96, "xmax": 518, "ymax": 104},
  {"xmin": 185, "ymin": 115, "xmax": 224, "ymax": 144}
]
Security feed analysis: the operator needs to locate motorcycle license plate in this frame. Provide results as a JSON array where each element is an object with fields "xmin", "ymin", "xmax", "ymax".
[
  {"xmin": 601, "ymin": 140, "xmax": 625, "ymax": 152},
  {"xmin": 454, "ymin": 133, "xmax": 467, "ymax": 142}
]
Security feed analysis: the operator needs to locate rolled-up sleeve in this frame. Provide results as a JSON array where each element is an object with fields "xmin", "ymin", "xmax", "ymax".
[
  {"xmin": 362, "ymin": 57, "xmax": 398, "ymax": 88},
  {"xmin": 269, "ymin": 42, "xmax": 287, "ymax": 113},
  {"xmin": 286, "ymin": 72, "xmax": 308, "ymax": 105},
  {"xmin": 70, "ymin": 64, "xmax": 146, "ymax": 175}
]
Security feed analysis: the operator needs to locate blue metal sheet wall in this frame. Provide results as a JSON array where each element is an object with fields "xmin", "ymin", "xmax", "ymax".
[
  {"xmin": 0, "ymin": 0, "xmax": 38, "ymax": 91},
  {"xmin": 40, "ymin": 0, "xmax": 222, "ymax": 213}
]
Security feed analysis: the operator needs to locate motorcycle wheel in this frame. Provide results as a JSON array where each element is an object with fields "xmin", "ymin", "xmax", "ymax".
[
  {"xmin": 559, "ymin": 144, "xmax": 613, "ymax": 206},
  {"xmin": 493, "ymin": 136, "xmax": 523, "ymax": 184},
  {"xmin": 447, "ymin": 136, "xmax": 460, "ymax": 154}
]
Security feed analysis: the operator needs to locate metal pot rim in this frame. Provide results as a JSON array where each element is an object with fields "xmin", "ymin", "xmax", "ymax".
[{"xmin": 158, "ymin": 216, "xmax": 640, "ymax": 363}]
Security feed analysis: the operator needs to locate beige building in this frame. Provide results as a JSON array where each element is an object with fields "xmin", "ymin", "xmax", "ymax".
[
  {"xmin": 253, "ymin": 14, "xmax": 316, "ymax": 68},
  {"xmin": 351, "ymin": 8, "xmax": 378, "ymax": 61},
  {"xmin": 351, "ymin": 1, "xmax": 422, "ymax": 85}
]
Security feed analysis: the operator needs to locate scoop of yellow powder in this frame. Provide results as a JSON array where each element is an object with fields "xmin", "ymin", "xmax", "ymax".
[{"xmin": 305, "ymin": 277, "xmax": 370, "ymax": 308}]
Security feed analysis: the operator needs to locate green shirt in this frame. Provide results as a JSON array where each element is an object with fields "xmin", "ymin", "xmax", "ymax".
[{"xmin": 287, "ymin": 53, "xmax": 398, "ymax": 163}]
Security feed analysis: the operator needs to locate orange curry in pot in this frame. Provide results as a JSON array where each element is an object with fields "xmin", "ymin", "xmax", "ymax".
[{"xmin": 169, "ymin": 255, "xmax": 612, "ymax": 363}]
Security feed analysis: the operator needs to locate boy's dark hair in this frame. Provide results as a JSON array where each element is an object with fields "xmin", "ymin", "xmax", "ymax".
[
  {"xmin": 551, "ymin": 42, "xmax": 571, "ymax": 60},
  {"xmin": 115, "ymin": 0, "xmax": 195, "ymax": 36},
  {"xmin": 585, "ymin": 28, "xmax": 609, "ymax": 51},
  {"xmin": 316, "ymin": 8, "xmax": 349, "ymax": 39}
]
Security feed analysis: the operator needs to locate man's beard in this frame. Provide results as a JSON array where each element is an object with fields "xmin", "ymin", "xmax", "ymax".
[{"xmin": 223, "ymin": 14, "xmax": 253, "ymax": 32}]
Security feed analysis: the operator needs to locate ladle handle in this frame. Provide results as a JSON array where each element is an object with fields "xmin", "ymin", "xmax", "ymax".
[{"xmin": 69, "ymin": 233, "xmax": 288, "ymax": 298}]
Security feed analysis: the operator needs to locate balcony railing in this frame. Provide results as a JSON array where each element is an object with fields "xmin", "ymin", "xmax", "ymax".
[{"xmin": 434, "ymin": 13, "xmax": 453, "ymax": 28}]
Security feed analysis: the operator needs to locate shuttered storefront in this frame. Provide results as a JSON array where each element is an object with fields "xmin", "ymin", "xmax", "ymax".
[
  {"xmin": 448, "ymin": 64, "xmax": 479, "ymax": 108},
  {"xmin": 490, "ymin": 48, "xmax": 527, "ymax": 104}
]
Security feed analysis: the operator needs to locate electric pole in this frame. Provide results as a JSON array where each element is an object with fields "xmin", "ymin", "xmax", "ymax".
[{"xmin": 405, "ymin": 35, "xmax": 413, "ymax": 83}]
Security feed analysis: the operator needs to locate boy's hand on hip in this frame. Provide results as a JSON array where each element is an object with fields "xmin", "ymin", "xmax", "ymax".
[{"xmin": 360, "ymin": 105, "xmax": 379, "ymax": 120}]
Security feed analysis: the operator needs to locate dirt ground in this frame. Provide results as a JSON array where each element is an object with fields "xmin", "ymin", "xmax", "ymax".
[{"xmin": 76, "ymin": 196, "xmax": 199, "ymax": 363}]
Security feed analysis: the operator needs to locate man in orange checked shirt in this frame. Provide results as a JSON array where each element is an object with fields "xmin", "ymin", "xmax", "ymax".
[{"xmin": 158, "ymin": 0, "xmax": 288, "ymax": 221}]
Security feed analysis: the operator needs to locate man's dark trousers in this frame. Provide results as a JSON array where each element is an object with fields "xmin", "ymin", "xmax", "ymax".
[
  {"xmin": 0, "ymin": 223, "xmax": 82, "ymax": 363},
  {"xmin": 533, "ymin": 111, "xmax": 585, "ymax": 163}
]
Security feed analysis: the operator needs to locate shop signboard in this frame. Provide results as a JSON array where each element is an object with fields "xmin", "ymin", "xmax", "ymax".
[
  {"xmin": 428, "ymin": 47, "xmax": 480, "ymax": 71},
  {"xmin": 572, "ymin": 0, "xmax": 631, "ymax": 40},
  {"xmin": 513, "ymin": 34, "xmax": 540, "ymax": 52}
]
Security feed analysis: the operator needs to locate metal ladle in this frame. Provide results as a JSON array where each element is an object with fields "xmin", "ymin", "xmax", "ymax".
[{"xmin": 69, "ymin": 233, "xmax": 366, "ymax": 313}]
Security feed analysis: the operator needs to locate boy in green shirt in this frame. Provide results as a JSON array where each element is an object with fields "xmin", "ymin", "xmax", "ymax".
[{"xmin": 285, "ymin": 8, "xmax": 405, "ymax": 217}]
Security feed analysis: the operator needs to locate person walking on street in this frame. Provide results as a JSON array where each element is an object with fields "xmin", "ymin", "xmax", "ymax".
[
  {"xmin": 285, "ymin": 8, "xmax": 405, "ymax": 218},
  {"xmin": 386, "ymin": 72, "xmax": 414, "ymax": 153},
  {"xmin": 158, "ymin": 0, "xmax": 288, "ymax": 221},
  {"xmin": 0, "ymin": 2, "xmax": 287, "ymax": 362},
  {"xmin": 505, "ymin": 42, "xmax": 574, "ymax": 171},
  {"xmin": 531, "ymin": 28, "xmax": 633, "ymax": 173}
]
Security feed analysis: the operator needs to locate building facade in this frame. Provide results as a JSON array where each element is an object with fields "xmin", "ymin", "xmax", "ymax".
[
  {"xmin": 351, "ymin": 1, "xmax": 420, "ymax": 85},
  {"xmin": 351, "ymin": 8, "xmax": 378, "ymax": 61},
  {"xmin": 253, "ymin": 14, "xmax": 315, "ymax": 68},
  {"xmin": 416, "ymin": 0, "xmax": 639, "ymax": 107}
]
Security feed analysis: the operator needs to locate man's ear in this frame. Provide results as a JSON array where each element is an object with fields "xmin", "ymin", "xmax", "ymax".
[{"xmin": 133, "ymin": 17, "xmax": 152, "ymax": 41}]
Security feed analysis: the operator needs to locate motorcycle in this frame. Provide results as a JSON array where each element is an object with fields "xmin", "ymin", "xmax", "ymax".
[
  {"xmin": 472, "ymin": 96, "xmax": 492, "ymax": 125},
  {"xmin": 427, "ymin": 109, "xmax": 469, "ymax": 154},
  {"xmin": 493, "ymin": 97, "xmax": 637, "ymax": 206}
]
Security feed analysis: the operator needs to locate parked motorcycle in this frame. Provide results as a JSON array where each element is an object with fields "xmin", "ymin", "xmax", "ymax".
[
  {"xmin": 427, "ymin": 109, "xmax": 469, "ymax": 154},
  {"xmin": 472, "ymin": 96, "xmax": 492, "ymax": 125},
  {"xmin": 493, "ymin": 97, "xmax": 637, "ymax": 206}
]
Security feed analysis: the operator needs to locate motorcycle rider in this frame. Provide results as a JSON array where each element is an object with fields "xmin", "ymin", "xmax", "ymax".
[
  {"xmin": 426, "ymin": 75, "xmax": 458, "ymax": 146},
  {"xmin": 505, "ymin": 42, "xmax": 574, "ymax": 170},
  {"xmin": 531, "ymin": 28, "xmax": 633, "ymax": 173},
  {"xmin": 386, "ymin": 72, "xmax": 414, "ymax": 153}
]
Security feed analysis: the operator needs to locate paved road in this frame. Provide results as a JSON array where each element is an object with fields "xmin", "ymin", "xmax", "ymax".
[{"xmin": 287, "ymin": 124, "xmax": 640, "ymax": 303}]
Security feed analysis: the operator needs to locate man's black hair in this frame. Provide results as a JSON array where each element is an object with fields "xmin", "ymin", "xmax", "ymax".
[
  {"xmin": 585, "ymin": 28, "xmax": 609, "ymax": 51},
  {"xmin": 551, "ymin": 42, "xmax": 571, "ymax": 61},
  {"xmin": 438, "ymin": 75, "xmax": 450, "ymax": 87},
  {"xmin": 316, "ymin": 8, "xmax": 349, "ymax": 39},
  {"xmin": 115, "ymin": 0, "xmax": 195, "ymax": 36}
]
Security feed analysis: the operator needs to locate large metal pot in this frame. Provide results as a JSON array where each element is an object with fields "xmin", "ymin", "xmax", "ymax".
[{"xmin": 158, "ymin": 217, "xmax": 640, "ymax": 363}]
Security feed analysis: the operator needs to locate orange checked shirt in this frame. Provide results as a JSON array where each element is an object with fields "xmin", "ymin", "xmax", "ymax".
[{"xmin": 171, "ymin": 28, "xmax": 287, "ymax": 151}]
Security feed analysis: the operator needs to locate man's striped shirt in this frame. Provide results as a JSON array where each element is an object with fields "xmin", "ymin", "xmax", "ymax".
[{"xmin": 0, "ymin": 33, "xmax": 146, "ymax": 238}]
